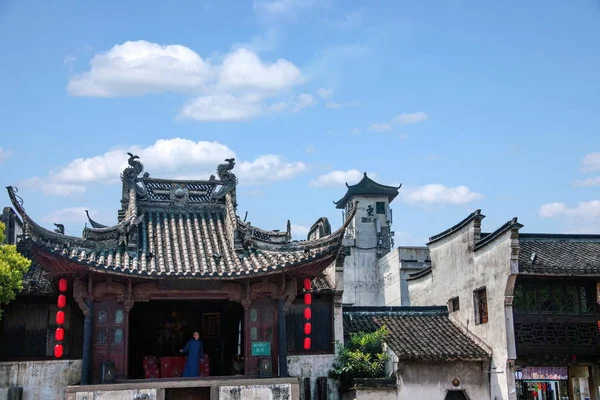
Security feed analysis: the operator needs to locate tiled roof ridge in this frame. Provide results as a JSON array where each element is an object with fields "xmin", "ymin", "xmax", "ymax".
[
  {"xmin": 428, "ymin": 209, "xmax": 485, "ymax": 244},
  {"xmin": 474, "ymin": 217, "xmax": 523, "ymax": 251},
  {"xmin": 7, "ymin": 186, "xmax": 120, "ymax": 246},
  {"xmin": 406, "ymin": 266, "xmax": 432, "ymax": 281},
  {"xmin": 519, "ymin": 233, "xmax": 600, "ymax": 240},
  {"xmin": 85, "ymin": 210, "xmax": 108, "ymax": 229},
  {"xmin": 5, "ymin": 187, "xmax": 357, "ymax": 279},
  {"xmin": 343, "ymin": 305, "xmax": 447, "ymax": 316},
  {"xmin": 333, "ymin": 173, "xmax": 401, "ymax": 209},
  {"xmin": 342, "ymin": 308, "xmax": 492, "ymax": 362}
]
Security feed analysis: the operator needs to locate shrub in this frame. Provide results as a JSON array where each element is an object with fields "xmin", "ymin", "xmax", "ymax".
[{"xmin": 328, "ymin": 326, "xmax": 390, "ymax": 391}]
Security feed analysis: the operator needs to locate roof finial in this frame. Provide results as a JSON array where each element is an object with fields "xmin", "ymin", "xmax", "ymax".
[{"xmin": 363, "ymin": 172, "xmax": 367, "ymax": 177}]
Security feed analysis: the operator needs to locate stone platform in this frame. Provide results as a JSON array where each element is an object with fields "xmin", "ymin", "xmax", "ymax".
[{"xmin": 66, "ymin": 376, "xmax": 300, "ymax": 400}]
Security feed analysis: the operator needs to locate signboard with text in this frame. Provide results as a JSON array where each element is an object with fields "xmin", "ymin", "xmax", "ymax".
[{"xmin": 251, "ymin": 341, "xmax": 271, "ymax": 356}]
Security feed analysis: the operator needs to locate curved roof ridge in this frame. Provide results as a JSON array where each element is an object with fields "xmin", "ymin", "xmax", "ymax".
[
  {"xmin": 428, "ymin": 209, "xmax": 485, "ymax": 244},
  {"xmin": 85, "ymin": 209, "xmax": 108, "ymax": 229},
  {"xmin": 334, "ymin": 173, "xmax": 401, "ymax": 209},
  {"xmin": 474, "ymin": 217, "xmax": 523, "ymax": 250}
]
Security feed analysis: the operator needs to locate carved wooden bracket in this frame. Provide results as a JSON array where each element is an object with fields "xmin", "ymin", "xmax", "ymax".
[
  {"xmin": 93, "ymin": 281, "xmax": 127, "ymax": 302},
  {"xmin": 73, "ymin": 279, "xmax": 90, "ymax": 316},
  {"xmin": 250, "ymin": 281, "xmax": 279, "ymax": 300},
  {"xmin": 283, "ymin": 278, "xmax": 297, "ymax": 312}
]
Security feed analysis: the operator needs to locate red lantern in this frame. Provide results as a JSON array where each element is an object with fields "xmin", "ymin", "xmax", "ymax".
[
  {"xmin": 58, "ymin": 278, "xmax": 67, "ymax": 292},
  {"xmin": 55, "ymin": 327, "xmax": 64, "ymax": 341},
  {"xmin": 304, "ymin": 322, "xmax": 312, "ymax": 335},
  {"xmin": 303, "ymin": 278, "xmax": 311, "ymax": 291},
  {"xmin": 56, "ymin": 310, "xmax": 65, "ymax": 325},
  {"xmin": 303, "ymin": 307, "xmax": 311, "ymax": 320},
  {"xmin": 303, "ymin": 337, "xmax": 311, "ymax": 350},
  {"xmin": 57, "ymin": 294, "xmax": 66, "ymax": 308},
  {"xmin": 54, "ymin": 344, "xmax": 63, "ymax": 358},
  {"xmin": 304, "ymin": 293, "xmax": 312, "ymax": 305}
]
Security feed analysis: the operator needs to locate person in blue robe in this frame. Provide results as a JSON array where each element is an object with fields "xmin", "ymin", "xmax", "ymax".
[{"xmin": 180, "ymin": 331, "xmax": 204, "ymax": 377}]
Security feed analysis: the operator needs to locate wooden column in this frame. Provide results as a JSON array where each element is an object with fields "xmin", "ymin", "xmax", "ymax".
[
  {"xmin": 277, "ymin": 297, "xmax": 288, "ymax": 377},
  {"xmin": 80, "ymin": 299, "xmax": 93, "ymax": 385}
]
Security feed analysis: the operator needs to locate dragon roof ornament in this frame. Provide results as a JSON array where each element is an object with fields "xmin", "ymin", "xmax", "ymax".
[
  {"xmin": 210, "ymin": 158, "xmax": 238, "ymax": 200},
  {"xmin": 121, "ymin": 152, "xmax": 149, "ymax": 200}
]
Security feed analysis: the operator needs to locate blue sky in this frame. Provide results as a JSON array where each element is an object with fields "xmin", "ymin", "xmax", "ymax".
[{"xmin": 1, "ymin": 0, "xmax": 599, "ymax": 244}]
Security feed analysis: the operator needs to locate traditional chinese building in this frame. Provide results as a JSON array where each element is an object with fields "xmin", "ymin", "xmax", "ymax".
[
  {"xmin": 4, "ymin": 154, "xmax": 355, "ymax": 396},
  {"xmin": 406, "ymin": 210, "xmax": 600, "ymax": 400}
]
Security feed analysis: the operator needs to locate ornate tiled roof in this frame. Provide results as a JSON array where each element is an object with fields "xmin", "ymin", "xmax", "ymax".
[
  {"xmin": 6, "ymin": 155, "xmax": 355, "ymax": 279},
  {"xmin": 333, "ymin": 173, "xmax": 400, "ymax": 209},
  {"xmin": 518, "ymin": 234, "xmax": 600, "ymax": 275},
  {"xmin": 343, "ymin": 306, "xmax": 490, "ymax": 362}
]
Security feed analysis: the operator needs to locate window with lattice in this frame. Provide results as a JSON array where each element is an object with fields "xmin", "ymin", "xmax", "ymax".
[{"xmin": 474, "ymin": 288, "xmax": 488, "ymax": 324}]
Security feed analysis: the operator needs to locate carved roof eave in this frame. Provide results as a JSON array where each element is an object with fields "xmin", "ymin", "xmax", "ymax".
[
  {"xmin": 7, "ymin": 186, "xmax": 122, "ymax": 247},
  {"xmin": 86, "ymin": 209, "xmax": 108, "ymax": 229},
  {"xmin": 250, "ymin": 200, "xmax": 358, "ymax": 252},
  {"xmin": 238, "ymin": 219, "xmax": 289, "ymax": 239},
  {"xmin": 334, "ymin": 173, "xmax": 401, "ymax": 209},
  {"xmin": 30, "ymin": 241, "xmax": 339, "ymax": 280},
  {"xmin": 141, "ymin": 176, "xmax": 227, "ymax": 186}
]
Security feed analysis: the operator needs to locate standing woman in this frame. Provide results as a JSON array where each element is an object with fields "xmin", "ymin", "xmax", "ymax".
[{"xmin": 180, "ymin": 331, "xmax": 204, "ymax": 377}]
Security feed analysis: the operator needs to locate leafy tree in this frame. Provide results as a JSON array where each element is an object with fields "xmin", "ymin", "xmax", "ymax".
[
  {"xmin": 329, "ymin": 326, "xmax": 390, "ymax": 391},
  {"xmin": 0, "ymin": 222, "xmax": 31, "ymax": 319}
]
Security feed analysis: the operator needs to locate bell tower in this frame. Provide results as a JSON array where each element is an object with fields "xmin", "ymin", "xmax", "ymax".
[{"xmin": 334, "ymin": 173, "xmax": 401, "ymax": 306}]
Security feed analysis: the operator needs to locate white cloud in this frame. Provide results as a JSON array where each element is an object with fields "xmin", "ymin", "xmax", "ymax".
[
  {"xmin": 368, "ymin": 123, "xmax": 393, "ymax": 132},
  {"xmin": 253, "ymin": 0, "xmax": 319, "ymax": 18},
  {"xmin": 309, "ymin": 169, "xmax": 376, "ymax": 188},
  {"xmin": 291, "ymin": 224, "xmax": 310, "ymax": 240},
  {"xmin": 237, "ymin": 155, "xmax": 307, "ymax": 185},
  {"xmin": 580, "ymin": 152, "xmax": 600, "ymax": 173},
  {"xmin": 217, "ymin": 48, "xmax": 303, "ymax": 92},
  {"xmin": 351, "ymin": 128, "xmax": 361, "ymax": 135},
  {"xmin": 0, "ymin": 146, "xmax": 9, "ymax": 162},
  {"xmin": 23, "ymin": 139, "xmax": 307, "ymax": 196},
  {"xmin": 539, "ymin": 200, "xmax": 600, "ymax": 219},
  {"xmin": 67, "ymin": 40, "xmax": 211, "ymax": 97},
  {"xmin": 572, "ymin": 176, "xmax": 600, "ymax": 187},
  {"xmin": 391, "ymin": 112, "xmax": 428, "ymax": 125},
  {"xmin": 21, "ymin": 177, "xmax": 86, "ymax": 197},
  {"xmin": 316, "ymin": 88, "xmax": 333, "ymax": 99},
  {"xmin": 179, "ymin": 94, "xmax": 275, "ymax": 121},
  {"xmin": 291, "ymin": 93, "xmax": 315, "ymax": 112},
  {"xmin": 402, "ymin": 184, "xmax": 484, "ymax": 205},
  {"xmin": 41, "ymin": 207, "xmax": 94, "ymax": 224},
  {"xmin": 399, "ymin": 134, "xmax": 409, "ymax": 140},
  {"xmin": 67, "ymin": 41, "xmax": 310, "ymax": 121}
]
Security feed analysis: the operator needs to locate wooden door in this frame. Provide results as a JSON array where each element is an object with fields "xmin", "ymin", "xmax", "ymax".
[
  {"xmin": 246, "ymin": 298, "xmax": 278, "ymax": 377},
  {"xmin": 92, "ymin": 300, "xmax": 127, "ymax": 382}
]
